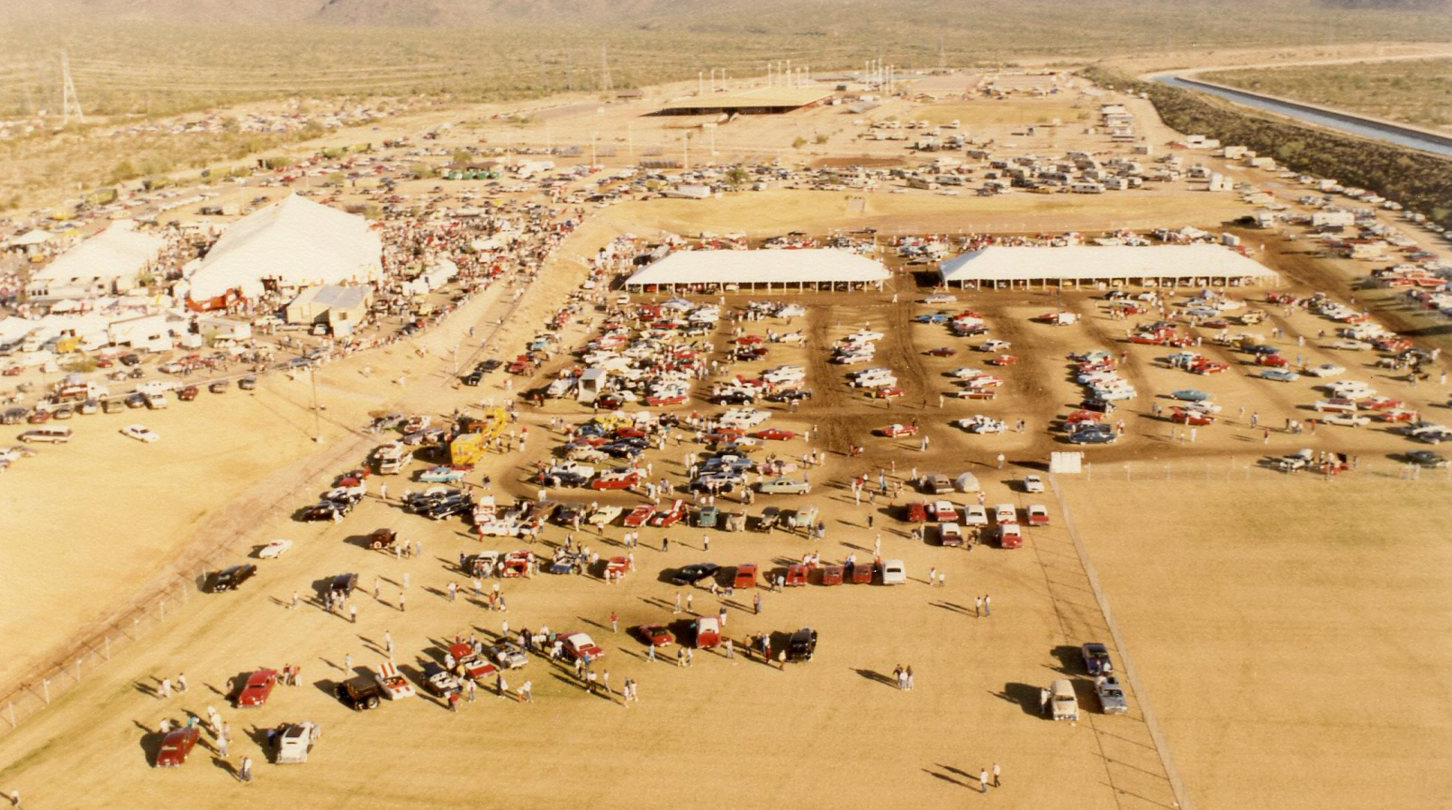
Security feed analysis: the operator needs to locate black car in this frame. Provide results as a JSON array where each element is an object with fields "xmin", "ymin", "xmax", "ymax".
[
  {"xmin": 479, "ymin": 359, "xmax": 503, "ymax": 373},
  {"xmin": 713, "ymin": 392, "xmax": 755, "ymax": 405},
  {"xmin": 304, "ymin": 498, "xmax": 355, "ymax": 521},
  {"xmin": 554, "ymin": 504, "xmax": 585, "ymax": 525},
  {"xmin": 424, "ymin": 496, "xmax": 472, "ymax": 520},
  {"xmin": 119, "ymin": 353, "xmax": 141, "ymax": 366},
  {"xmin": 544, "ymin": 471, "xmax": 591, "ymax": 488},
  {"xmin": 209, "ymin": 564, "xmax": 258, "ymax": 593},
  {"xmin": 1079, "ymin": 397, "xmax": 1112, "ymax": 413},
  {"xmin": 670, "ymin": 563, "xmax": 721, "ymax": 586},
  {"xmin": 209, "ymin": 381, "xmax": 228, "ymax": 394},
  {"xmin": 787, "ymin": 627, "xmax": 818, "ymax": 662},
  {"xmin": 689, "ymin": 474, "xmax": 740, "ymax": 493},
  {"xmin": 462, "ymin": 372, "xmax": 483, "ymax": 387},
  {"xmin": 330, "ymin": 572, "xmax": 359, "ymax": 597},
  {"xmin": 1, "ymin": 407, "xmax": 25, "ymax": 425},
  {"xmin": 334, "ymin": 675, "xmax": 384, "ymax": 710},
  {"xmin": 238, "ymin": 376, "xmax": 258, "ymax": 391},
  {"xmin": 767, "ymin": 389, "xmax": 811, "ymax": 403},
  {"xmin": 1407, "ymin": 450, "xmax": 1449, "ymax": 468}
]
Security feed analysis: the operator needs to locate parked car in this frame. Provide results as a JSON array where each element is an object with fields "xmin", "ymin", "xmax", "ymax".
[
  {"xmin": 235, "ymin": 669, "xmax": 278, "ymax": 708},
  {"xmin": 1023, "ymin": 474, "xmax": 1044, "ymax": 493},
  {"xmin": 560, "ymin": 632, "xmax": 604, "ymax": 662},
  {"xmin": 334, "ymin": 676, "xmax": 384, "ymax": 711},
  {"xmin": 154, "ymin": 727, "xmax": 200, "ymax": 767},
  {"xmin": 693, "ymin": 616, "xmax": 721, "ymax": 648},
  {"xmin": 880, "ymin": 559, "xmax": 907, "ymax": 585},
  {"xmin": 671, "ymin": 563, "xmax": 721, "ymax": 585},
  {"xmin": 257, "ymin": 538, "xmax": 294, "ymax": 559},
  {"xmin": 963, "ymin": 504, "xmax": 989, "ymax": 525},
  {"xmin": 1082, "ymin": 642, "xmax": 1113, "ymax": 676},
  {"xmin": 208, "ymin": 564, "xmax": 257, "ymax": 593},
  {"xmin": 757, "ymin": 477, "xmax": 811, "ymax": 494},
  {"xmin": 487, "ymin": 642, "xmax": 529, "ymax": 669},
  {"xmin": 120, "ymin": 424, "xmax": 159, "ymax": 443},
  {"xmin": 1050, "ymin": 679, "xmax": 1079, "ymax": 722},
  {"xmin": 786, "ymin": 627, "xmax": 818, "ymax": 662},
  {"xmin": 1406, "ymin": 450, "xmax": 1448, "ymax": 468},
  {"xmin": 1026, "ymin": 505, "xmax": 1049, "ymax": 526},
  {"xmin": 1095, "ymin": 675, "xmax": 1129, "ymax": 715},
  {"xmin": 635, "ymin": 624, "xmax": 675, "ymax": 647}
]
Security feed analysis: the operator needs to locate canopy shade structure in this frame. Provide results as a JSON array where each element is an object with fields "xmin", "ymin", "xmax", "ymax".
[
  {"xmin": 655, "ymin": 86, "xmax": 832, "ymax": 115},
  {"xmin": 938, "ymin": 244, "xmax": 1281, "ymax": 288},
  {"xmin": 187, "ymin": 194, "xmax": 382, "ymax": 303},
  {"xmin": 624, "ymin": 249, "xmax": 889, "ymax": 291}
]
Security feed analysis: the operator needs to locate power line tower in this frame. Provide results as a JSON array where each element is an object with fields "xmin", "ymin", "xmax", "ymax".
[
  {"xmin": 59, "ymin": 52, "xmax": 83, "ymax": 125},
  {"xmin": 600, "ymin": 45, "xmax": 612, "ymax": 93},
  {"xmin": 938, "ymin": 37, "xmax": 947, "ymax": 71}
]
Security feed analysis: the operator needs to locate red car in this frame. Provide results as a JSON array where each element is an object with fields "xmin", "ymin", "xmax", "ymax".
[
  {"xmin": 751, "ymin": 428, "xmax": 796, "ymax": 441},
  {"xmin": 623, "ymin": 505, "xmax": 656, "ymax": 528},
  {"xmin": 924, "ymin": 347, "xmax": 956, "ymax": 357},
  {"xmin": 1026, "ymin": 505, "xmax": 1050, "ymax": 526},
  {"xmin": 903, "ymin": 501, "xmax": 928, "ymax": 522},
  {"xmin": 651, "ymin": 499, "xmax": 686, "ymax": 527},
  {"xmin": 930, "ymin": 501, "xmax": 958, "ymax": 522},
  {"xmin": 988, "ymin": 354, "xmax": 1019, "ymax": 366},
  {"xmin": 879, "ymin": 423, "xmax": 919, "ymax": 438},
  {"xmin": 1257, "ymin": 353, "xmax": 1288, "ymax": 367},
  {"xmin": 235, "ymin": 669, "xmax": 278, "ymax": 708},
  {"xmin": 1064, "ymin": 410, "xmax": 1102, "ymax": 425},
  {"xmin": 154, "ymin": 727, "xmax": 199, "ymax": 767},
  {"xmin": 849, "ymin": 562, "xmax": 873, "ymax": 584},
  {"xmin": 1170, "ymin": 408, "xmax": 1213, "ymax": 426},
  {"xmin": 785, "ymin": 564, "xmax": 809, "ymax": 587},
  {"xmin": 871, "ymin": 386, "xmax": 905, "ymax": 400},
  {"xmin": 561, "ymin": 632, "xmax": 604, "ymax": 662},
  {"xmin": 448, "ymin": 642, "xmax": 498, "ymax": 680},
  {"xmin": 615, "ymin": 427, "xmax": 650, "ymax": 439},
  {"xmin": 820, "ymin": 565, "xmax": 844, "ymax": 586},
  {"xmin": 635, "ymin": 624, "xmax": 675, "ymax": 647},
  {"xmin": 591, "ymin": 471, "xmax": 639, "ymax": 490},
  {"xmin": 646, "ymin": 393, "xmax": 687, "ymax": 406}
]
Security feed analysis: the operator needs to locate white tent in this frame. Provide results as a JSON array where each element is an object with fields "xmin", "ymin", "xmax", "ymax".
[
  {"xmin": 187, "ymin": 195, "xmax": 382, "ymax": 302},
  {"xmin": 29, "ymin": 221, "xmax": 164, "ymax": 295},
  {"xmin": 624, "ymin": 249, "xmax": 888, "ymax": 291},
  {"xmin": 938, "ymin": 244, "xmax": 1280, "ymax": 288}
]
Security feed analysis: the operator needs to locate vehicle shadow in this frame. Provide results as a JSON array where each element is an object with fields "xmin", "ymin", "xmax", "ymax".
[
  {"xmin": 992, "ymin": 682, "xmax": 1046, "ymax": 717},
  {"xmin": 1049, "ymin": 645, "xmax": 1081, "ymax": 675},
  {"xmin": 134, "ymin": 720, "xmax": 164, "ymax": 766}
]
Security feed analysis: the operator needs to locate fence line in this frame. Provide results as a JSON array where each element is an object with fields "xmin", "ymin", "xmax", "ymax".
[{"xmin": 1082, "ymin": 459, "xmax": 1452, "ymax": 483}]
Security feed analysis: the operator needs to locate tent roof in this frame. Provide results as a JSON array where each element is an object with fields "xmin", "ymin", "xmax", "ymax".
[
  {"xmin": 31, "ymin": 221, "xmax": 164, "ymax": 284},
  {"xmin": 659, "ymin": 86, "xmax": 831, "ymax": 111},
  {"xmin": 188, "ymin": 195, "xmax": 382, "ymax": 300},
  {"xmin": 625, "ymin": 249, "xmax": 888, "ymax": 286},
  {"xmin": 938, "ymin": 244, "xmax": 1279, "ymax": 283}
]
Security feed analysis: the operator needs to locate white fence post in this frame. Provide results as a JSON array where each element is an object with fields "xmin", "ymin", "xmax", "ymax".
[{"xmin": 41, "ymin": 680, "xmax": 49, "ymax": 705}]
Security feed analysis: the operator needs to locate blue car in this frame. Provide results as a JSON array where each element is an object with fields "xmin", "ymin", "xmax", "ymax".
[
  {"xmin": 1170, "ymin": 389, "xmax": 1209, "ymax": 402},
  {"xmin": 1259, "ymin": 369, "xmax": 1300, "ymax": 382},
  {"xmin": 1068, "ymin": 429, "xmax": 1116, "ymax": 445}
]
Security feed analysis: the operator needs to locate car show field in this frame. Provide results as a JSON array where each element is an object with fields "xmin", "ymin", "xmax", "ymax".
[{"xmin": 1, "ymin": 45, "xmax": 1450, "ymax": 810}]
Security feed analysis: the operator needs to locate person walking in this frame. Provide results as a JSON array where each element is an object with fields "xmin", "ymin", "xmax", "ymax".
[
  {"xmin": 983, "ymin": 594, "xmax": 991, "ymax": 617},
  {"xmin": 647, "ymin": 642, "xmax": 657, "ymax": 663},
  {"xmin": 239, "ymin": 756, "xmax": 253, "ymax": 784},
  {"xmin": 974, "ymin": 595, "xmax": 983, "ymax": 618},
  {"xmin": 448, "ymin": 582, "xmax": 457, "ymax": 602},
  {"xmin": 686, "ymin": 593, "xmax": 694, "ymax": 614},
  {"xmin": 217, "ymin": 728, "xmax": 229, "ymax": 758},
  {"xmin": 349, "ymin": 604, "xmax": 358, "ymax": 624},
  {"xmin": 753, "ymin": 592, "xmax": 762, "ymax": 615},
  {"xmin": 724, "ymin": 638, "xmax": 734, "ymax": 660},
  {"xmin": 522, "ymin": 680, "xmax": 533, "ymax": 703},
  {"xmin": 992, "ymin": 763, "xmax": 1001, "ymax": 788},
  {"xmin": 398, "ymin": 591, "xmax": 406, "ymax": 612},
  {"xmin": 1039, "ymin": 687, "xmax": 1051, "ymax": 716},
  {"xmin": 905, "ymin": 665, "xmax": 915, "ymax": 691},
  {"xmin": 673, "ymin": 592, "xmax": 682, "ymax": 614},
  {"xmin": 978, "ymin": 768, "xmax": 988, "ymax": 793},
  {"xmin": 290, "ymin": 590, "xmax": 298, "ymax": 610},
  {"xmin": 609, "ymin": 610, "xmax": 618, "ymax": 633},
  {"xmin": 403, "ymin": 572, "xmax": 410, "ymax": 590},
  {"xmin": 176, "ymin": 672, "xmax": 188, "ymax": 693},
  {"xmin": 343, "ymin": 653, "xmax": 352, "ymax": 673},
  {"xmin": 379, "ymin": 482, "xmax": 388, "ymax": 502}
]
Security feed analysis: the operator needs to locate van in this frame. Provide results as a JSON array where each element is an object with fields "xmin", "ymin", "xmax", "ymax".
[{"xmin": 20, "ymin": 426, "xmax": 73, "ymax": 443}]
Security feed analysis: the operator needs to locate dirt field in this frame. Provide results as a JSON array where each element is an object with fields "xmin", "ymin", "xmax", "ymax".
[
  {"xmin": 2, "ymin": 76, "xmax": 1448, "ymax": 810},
  {"xmin": 1059, "ymin": 476, "xmax": 1452, "ymax": 810}
]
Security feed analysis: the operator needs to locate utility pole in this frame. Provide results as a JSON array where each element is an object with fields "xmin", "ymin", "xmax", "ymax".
[
  {"xmin": 59, "ymin": 51, "xmax": 83, "ymax": 125},
  {"xmin": 308, "ymin": 360, "xmax": 322, "ymax": 443},
  {"xmin": 600, "ymin": 45, "xmax": 612, "ymax": 93}
]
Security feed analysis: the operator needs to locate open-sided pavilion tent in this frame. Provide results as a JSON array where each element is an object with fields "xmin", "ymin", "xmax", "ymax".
[
  {"xmin": 654, "ymin": 86, "xmax": 833, "ymax": 116},
  {"xmin": 624, "ymin": 249, "xmax": 889, "ymax": 293},
  {"xmin": 937, "ymin": 244, "xmax": 1282, "ymax": 289}
]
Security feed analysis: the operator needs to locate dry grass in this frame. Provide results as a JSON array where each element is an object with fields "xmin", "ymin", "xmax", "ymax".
[{"xmin": 1201, "ymin": 58, "xmax": 1452, "ymax": 132}]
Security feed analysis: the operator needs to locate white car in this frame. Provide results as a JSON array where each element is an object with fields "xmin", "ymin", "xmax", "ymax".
[
  {"xmin": 1023, "ymin": 475, "xmax": 1045, "ymax": 493},
  {"xmin": 1304, "ymin": 364, "xmax": 1346, "ymax": 378},
  {"xmin": 1327, "ymin": 339, "xmax": 1372, "ymax": 351},
  {"xmin": 880, "ymin": 559, "xmax": 907, "ymax": 585},
  {"xmin": 979, "ymin": 339, "xmax": 1012, "ymax": 352},
  {"xmin": 995, "ymin": 504, "xmax": 1018, "ymax": 524},
  {"xmin": 921, "ymin": 294, "xmax": 956, "ymax": 304},
  {"xmin": 1321, "ymin": 413, "xmax": 1370, "ymax": 427},
  {"xmin": 120, "ymin": 424, "xmax": 159, "ymax": 443},
  {"xmin": 963, "ymin": 504, "xmax": 989, "ymax": 526},
  {"xmin": 258, "ymin": 538, "xmax": 294, "ymax": 559}
]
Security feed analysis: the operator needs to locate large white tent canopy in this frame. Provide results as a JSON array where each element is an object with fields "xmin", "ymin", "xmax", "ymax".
[
  {"xmin": 31, "ymin": 221, "xmax": 164, "ymax": 288},
  {"xmin": 938, "ymin": 244, "xmax": 1280, "ymax": 287},
  {"xmin": 625, "ymin": 249, "xmax": 888, "ymax": 289},
  {"xmin": 188, "ymin": 195, "xmax": 382, "ymax": 301}
]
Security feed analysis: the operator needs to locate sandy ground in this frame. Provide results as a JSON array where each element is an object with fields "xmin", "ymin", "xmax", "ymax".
[{"xmin": 1, "ymin": 78, "xmax": 1449, "ymax": 810}]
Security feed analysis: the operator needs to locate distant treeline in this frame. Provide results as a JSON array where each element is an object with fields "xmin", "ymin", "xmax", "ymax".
[{"xmin": 1081, "ymin": 66, "xmax": 1452, "ymax": 231}]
